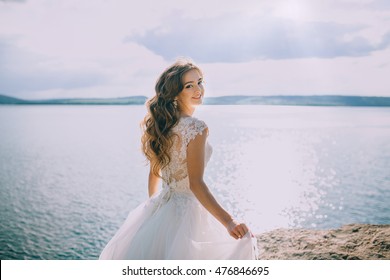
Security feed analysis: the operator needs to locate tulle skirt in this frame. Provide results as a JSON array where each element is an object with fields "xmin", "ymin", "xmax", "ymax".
[{"xmin": 99, "ymin": 188, "xmax": 258, "ymax": 260}]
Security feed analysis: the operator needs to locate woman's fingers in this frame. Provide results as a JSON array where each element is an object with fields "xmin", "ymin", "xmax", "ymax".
[
  {"xmin": 227, "ymin": 220, "xmax": 240, "ymax": 239},
  {"xmin": 241, "ymin": 224, "xmax": 249, "ymax": 236},
  {"xmin": 228, "ymin": 221, "xmax": 250, "ymax": 239},
  {"xmin": 229, "ymin": 231, "xmax": 239, "ymax": 239},
  {"xmin": 236, "ymin": 224, "xmax": 246, "ymax": 238}
]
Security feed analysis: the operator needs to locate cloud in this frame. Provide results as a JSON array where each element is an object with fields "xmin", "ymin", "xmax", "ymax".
[
  {"xmin": 367, "ymin": 0, "xmax": 390, "ymax": 10},
  {"xmin": 0, "ymin": 37, "xmax": 107, "ymax": 94},
  {"xmin": 1, "ymin": 0, "xmax": 389, "ymax": 98},
  {"xmin": 127, "ymin": 13, "xmax": 390, "ymax": 63},
  {"xmin": 0, "ymin": 0, "xmax": 26, "ymax": 3}
]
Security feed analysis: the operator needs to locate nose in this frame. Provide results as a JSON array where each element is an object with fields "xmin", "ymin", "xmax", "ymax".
[{"xmin": 195, "ymin": 84, "xmax": 202, "ymax": 93}]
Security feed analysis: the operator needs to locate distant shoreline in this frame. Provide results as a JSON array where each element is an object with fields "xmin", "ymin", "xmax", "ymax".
[{"xmin": 1, "ymin": 94, "xmax": 390, "ymax": 106}]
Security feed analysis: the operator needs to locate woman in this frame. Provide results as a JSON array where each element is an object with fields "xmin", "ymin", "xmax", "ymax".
[{"xmin": 99, "ymin": 58, "xmax": 258, "ymax": 259}]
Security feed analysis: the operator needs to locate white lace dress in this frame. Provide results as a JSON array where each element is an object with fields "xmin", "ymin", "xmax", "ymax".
[{"xmin": 99, "ymin": 116, "xmax": 258, "ymax": 259}]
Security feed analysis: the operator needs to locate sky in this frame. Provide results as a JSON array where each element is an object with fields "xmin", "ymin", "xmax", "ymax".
[{"xmin": 1, "ymin": 0, "xmax": 390, "ymax": 100}]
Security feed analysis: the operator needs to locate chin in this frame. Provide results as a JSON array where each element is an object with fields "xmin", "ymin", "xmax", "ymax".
[{"xmin": 192, "ymin": 100, "xmax": 202, "ymax": 106}]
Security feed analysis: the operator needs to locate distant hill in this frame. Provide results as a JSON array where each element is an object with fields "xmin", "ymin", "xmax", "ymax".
[
  {"xmin": 0, "ymin": 94, "xmax": 147, "ymax": 105},
  {"xmin": 203, "ymin": 95, "xmax": 390, "ymax": 106},
  {"xmin": 0, "ymin": 94, "xmax": 30, "ymax": 104},
  {"xmin": 1, "ymin": 94, "xmax": 389, "ymax": 106}
]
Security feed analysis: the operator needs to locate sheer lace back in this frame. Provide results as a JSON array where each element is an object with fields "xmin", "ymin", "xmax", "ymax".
[{"xmin": 161, "ymin": 117, "xmax": 212, "ymax": 192}]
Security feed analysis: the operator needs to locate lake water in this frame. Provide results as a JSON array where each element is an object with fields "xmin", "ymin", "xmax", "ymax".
[{"xmin": 0, "ymin": 105, "xmax": 389, "ymax": 259}]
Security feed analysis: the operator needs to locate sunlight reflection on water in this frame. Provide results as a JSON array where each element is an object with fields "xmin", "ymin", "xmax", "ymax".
[
  {"xmin": 197, "ymin": 105, "xmax": 389, "ymax": 233},
  {"xmin": 207, "ymin": 122, "xmax": 323, "ymax": 233}
]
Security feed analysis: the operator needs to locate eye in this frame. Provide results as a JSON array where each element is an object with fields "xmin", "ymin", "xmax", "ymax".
[
  {"xmin": 198, "ymin": 80, "xmax": 203, "ymax": 85},
  {"xmin": 185, "ymin": 84, "xmax": 193, "ymax": 89}
]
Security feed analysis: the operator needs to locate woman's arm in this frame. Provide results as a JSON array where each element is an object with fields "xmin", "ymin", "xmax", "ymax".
[
  {"xmin": 148, "ymin": 164, "xmax": 161, "ymax": 197},
  {"xmin": 187, "ymin": 128, "xmax": 249, "ymax": 239}
]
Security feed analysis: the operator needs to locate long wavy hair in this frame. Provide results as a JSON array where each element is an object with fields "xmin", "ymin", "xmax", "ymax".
[{"xmin": 141, "ymin": 58, "xmax": 203, "ymax": 177}]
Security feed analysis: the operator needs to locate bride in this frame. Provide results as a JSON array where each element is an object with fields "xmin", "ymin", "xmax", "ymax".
[{"xmin": 99, "ymin": 58, "xmax": 258, "ymax": 259}]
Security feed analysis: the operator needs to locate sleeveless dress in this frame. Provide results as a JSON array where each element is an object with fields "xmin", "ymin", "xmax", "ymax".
[{"xmin": 99, "ymin": 116, "xmax": 259, "ymax": 259}]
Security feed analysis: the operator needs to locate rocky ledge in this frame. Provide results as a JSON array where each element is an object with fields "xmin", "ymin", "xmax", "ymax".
[{"xmin": 256, "ymin": 224, "xmax": 390, "ymax": 260}]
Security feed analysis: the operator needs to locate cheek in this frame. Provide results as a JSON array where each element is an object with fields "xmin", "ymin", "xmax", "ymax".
[
  {"xmin": 181, "ymin": 89, "xmax": 192, "ymax": 97},
  {"xmin": 176, "ymin": 91, "xmax": 189, "ymax": 103}
]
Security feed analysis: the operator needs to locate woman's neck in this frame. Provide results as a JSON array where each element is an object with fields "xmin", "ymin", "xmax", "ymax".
[{"xmin": 179, "ymin": 106, "xmax": 195, "ymax": 118}]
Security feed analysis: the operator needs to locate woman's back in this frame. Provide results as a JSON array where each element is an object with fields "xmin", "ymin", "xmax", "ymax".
[{"xmin": 161, "ymin": 116, "xmax": 212, "ymax": 193}]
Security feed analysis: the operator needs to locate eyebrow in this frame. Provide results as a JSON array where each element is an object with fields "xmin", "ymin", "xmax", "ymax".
[{"xmin": 184, "ymin": 78, "xmax": 203, "ymax": 86}]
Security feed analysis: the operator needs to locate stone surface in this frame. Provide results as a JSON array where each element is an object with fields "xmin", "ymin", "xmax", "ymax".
[{"xmin": 256, "ymin": 224, "xmax": 390, "ymax": 260}]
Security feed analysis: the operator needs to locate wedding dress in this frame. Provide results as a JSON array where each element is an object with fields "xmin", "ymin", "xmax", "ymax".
[{"xmin": 99, "ymin": 116, "xmax": 258, "ymax": 259}]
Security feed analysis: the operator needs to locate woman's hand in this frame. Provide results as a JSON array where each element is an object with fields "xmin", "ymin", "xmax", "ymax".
[{"xmin": 227, "ymin": 220, "xmax": 251, "ymax": 239}]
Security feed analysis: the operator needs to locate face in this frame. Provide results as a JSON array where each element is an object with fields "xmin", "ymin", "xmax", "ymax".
[{"xmin": 176, "ymin": 69, "xmax": 204, "ymax": 110}]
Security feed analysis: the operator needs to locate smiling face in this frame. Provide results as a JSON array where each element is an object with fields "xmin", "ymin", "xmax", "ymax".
[{"xmin": 176, "ymin": 69, "xmax": 204, "ymax": 115}]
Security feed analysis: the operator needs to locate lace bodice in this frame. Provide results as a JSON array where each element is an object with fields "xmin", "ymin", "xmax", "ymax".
[{"xmin": 161, "ymin": 117, "xmax": 212, "ymax": 193}]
